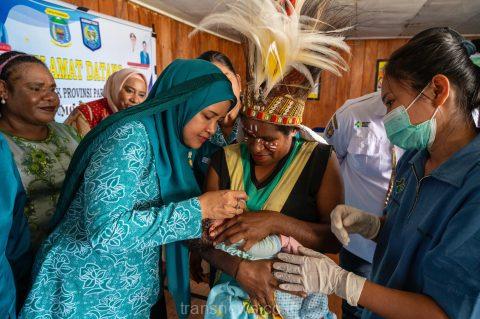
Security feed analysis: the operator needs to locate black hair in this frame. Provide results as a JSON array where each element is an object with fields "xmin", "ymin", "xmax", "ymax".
[
  {"xmin": 276, "ymin": 125, "xmax": 297, "ymax": 135},
  {"xmin": 129, "ymin": 33, "xmax": 136, "ymax": 39},
  {"xmin": 197, "ymin": 50, "xmax": 237, "ymax": 74},
  {"xmin": 385, "ymin": 27, "xmax": 480, "ymax": 117},
  {"xmin": 142, "ymin": 41, "xmax": 147, "ymax": 45},
  {"xmin": 0, "ymin": 51, "xmax": 48, "ymax": 90}
]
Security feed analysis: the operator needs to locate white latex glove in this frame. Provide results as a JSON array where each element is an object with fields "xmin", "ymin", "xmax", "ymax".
[
  {"xmin": 330, "ymin": 205, "xmax": 381, "ymax": 246},
  {"xmin": 273, "ymin": 246, "xmax": 366, "ymax": 306}
]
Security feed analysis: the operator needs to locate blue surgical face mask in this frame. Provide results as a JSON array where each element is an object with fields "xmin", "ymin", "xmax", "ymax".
[{"xmin": 383, "ymin": 84, "xmax": 440, "ymax": 150}]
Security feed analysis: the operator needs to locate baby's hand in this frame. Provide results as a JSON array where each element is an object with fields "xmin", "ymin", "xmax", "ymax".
[
  {"xmin": 204, "ymin": 219, "xmax": 226, "ymax": 241},
  {"xmin": 280, "ymin": 235, "xmax": 301, "ymax": 254}
]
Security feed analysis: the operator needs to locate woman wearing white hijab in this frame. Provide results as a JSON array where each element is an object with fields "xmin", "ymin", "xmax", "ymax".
[{"xmin": 66, "ymin": 68, "xmax": 147, "ymax": 137}]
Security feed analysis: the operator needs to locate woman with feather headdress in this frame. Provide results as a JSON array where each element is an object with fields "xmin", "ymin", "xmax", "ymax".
[{"xmin": 192, "ymin": 0, "xmax": 349, "ymax": 318}]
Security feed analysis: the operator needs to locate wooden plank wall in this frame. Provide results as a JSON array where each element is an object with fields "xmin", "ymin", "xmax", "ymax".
[
  {"xmin": 304, "ymin": 39, "xmax": 409, "ymax": 128},
  {"xmin": 62, "ymin": 0, "xmax": 408, "ymax": 129}
]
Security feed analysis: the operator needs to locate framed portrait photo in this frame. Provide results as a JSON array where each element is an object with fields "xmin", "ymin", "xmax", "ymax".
[{"xmin": 374, "ymin": 59, "xmax": 388, "ymax": 92}]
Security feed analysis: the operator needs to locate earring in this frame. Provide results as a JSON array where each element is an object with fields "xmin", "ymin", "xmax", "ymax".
[
  {"xmin": 0, "ymin": 97, "xmax": 5, "ymax": 104},
  {"xmin": 187, "ymin": 151, "xmax": 193, "ymax": 168}
]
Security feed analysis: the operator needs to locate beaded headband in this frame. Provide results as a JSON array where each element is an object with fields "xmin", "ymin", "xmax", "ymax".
[{"xmin": 0, "ymin": 53, "xmax": 28, "ymax": 76}]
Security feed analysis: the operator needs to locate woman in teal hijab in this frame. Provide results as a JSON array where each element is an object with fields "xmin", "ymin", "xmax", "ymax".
[{"xmin": 20, "ymin": 59, "xmax": 247, "ymax": 319}]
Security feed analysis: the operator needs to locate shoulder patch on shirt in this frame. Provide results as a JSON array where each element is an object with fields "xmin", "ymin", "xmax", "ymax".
[
  {"xmin": 326, "ymin": 118, "xmax": 335, "ymax": 138},
  {"xmin": 332, "ymin": 114, "xmax": 338, "ymax": 129}
]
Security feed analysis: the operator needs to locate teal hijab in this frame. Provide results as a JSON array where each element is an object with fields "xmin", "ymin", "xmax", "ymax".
[{"xmin": 51, "ymin": 59, "xmax": 236, "ymax": 318}]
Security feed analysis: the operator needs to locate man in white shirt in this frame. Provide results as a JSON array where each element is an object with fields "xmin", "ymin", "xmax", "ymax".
[{"xmin": 324, "ymin": 91, "xmax": 403, "ymax": 319}]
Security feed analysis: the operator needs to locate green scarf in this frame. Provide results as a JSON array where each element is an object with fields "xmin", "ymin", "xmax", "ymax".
[
  {"xmin": 51, "ymin": 59, "xmax": 236, "ymax": 318},
  {"xmin": 241, "ymin": 139, "xmax": 302, "ymax": 211}
]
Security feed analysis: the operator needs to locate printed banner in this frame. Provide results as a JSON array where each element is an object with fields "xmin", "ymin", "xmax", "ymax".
[{"xmin": 0, "ymin": 0, "xmax": 156, "ymax": 122}]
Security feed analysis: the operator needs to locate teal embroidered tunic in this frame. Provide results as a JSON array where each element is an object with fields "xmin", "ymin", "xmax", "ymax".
[
  {"xmin": 21, "ymin": 121, "xmax": 202, "ymax": 318},
  {"xmin": 0, "ymin": 133, "xmax": 29, "ymax": 319}
]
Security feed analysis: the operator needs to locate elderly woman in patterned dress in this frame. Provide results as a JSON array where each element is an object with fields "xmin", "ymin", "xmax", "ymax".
[{"xmin": 0, "ymin": 51, "xmax": 80, "ymax": 305}]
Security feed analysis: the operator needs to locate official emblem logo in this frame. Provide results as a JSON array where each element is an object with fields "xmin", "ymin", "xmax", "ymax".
[
  {"xmin": 80, "ymin": 18, "xmax": 101, "ymax": 51},
  {"xmin": 326, "ymin": 121, "xmax": 334, "ymax": 138},
  {"xmin": 46, "ymin": 8, "xmax": 71, "ymax": 47},
  {"xmin": 325, "ymin": 114, "xmax": 338, "ymax": 138},
  {"xmin": 354, "ymin": 121, "xmax": 370, "ymax": 128}
]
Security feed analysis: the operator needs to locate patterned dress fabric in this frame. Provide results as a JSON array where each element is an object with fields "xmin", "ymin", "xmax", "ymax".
[
  {"xmin": 20, "ymin": 121, "xmax": 203, "ymax": 319},
  {"xmin": 1, "ymin": 123, "xmax": 79, "ymax": 249},
  {"xmin": 209, "ymin": 119, "xmax": 239, "ymax": 148},
  {"xmin": 77, "ymin": 97, "xmax": 113, "ymax": 129}
]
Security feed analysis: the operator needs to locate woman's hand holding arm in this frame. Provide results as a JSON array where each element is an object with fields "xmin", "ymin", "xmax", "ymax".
[{"xmin": 273, "ymin": 246, "xmax": 448, "ymax": 319}]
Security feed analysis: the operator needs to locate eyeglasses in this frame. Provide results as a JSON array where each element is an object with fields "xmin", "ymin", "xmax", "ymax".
[{"xmin": 241, "ymin": 126, "xmax": 278, "ymax": 151}]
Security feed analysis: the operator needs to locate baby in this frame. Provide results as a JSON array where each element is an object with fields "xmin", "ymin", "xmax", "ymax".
[{"xmin": 204, "ymin": 220, "xmax": 336, "ymax": 319}]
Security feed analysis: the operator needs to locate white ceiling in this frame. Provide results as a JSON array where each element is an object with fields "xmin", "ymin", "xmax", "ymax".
[{"xmin": 133, "ymin": 0, "xmax": 480, "ymax": 39}]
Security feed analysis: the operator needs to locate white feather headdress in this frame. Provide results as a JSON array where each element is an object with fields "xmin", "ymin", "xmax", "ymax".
[{"xmin": 195, "ymin": 0, "xmax": 350, "ymax": 126}]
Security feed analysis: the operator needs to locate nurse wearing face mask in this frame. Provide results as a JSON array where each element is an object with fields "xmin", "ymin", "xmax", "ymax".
[{"xmin": 273, "ymin": 27, "xmax": 480, "ymax": 319}]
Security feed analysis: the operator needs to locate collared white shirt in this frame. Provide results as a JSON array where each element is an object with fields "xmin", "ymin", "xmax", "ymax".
[{"xmin": 324, "ymin": 92, "xmax": 404, "ymax": 263}]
